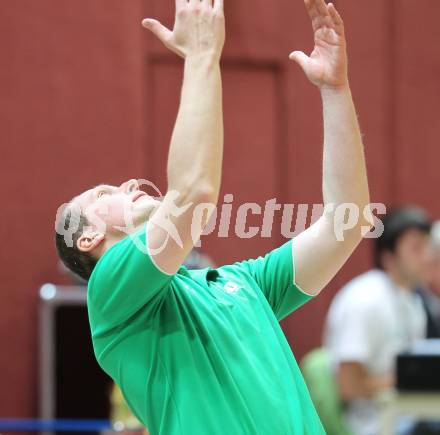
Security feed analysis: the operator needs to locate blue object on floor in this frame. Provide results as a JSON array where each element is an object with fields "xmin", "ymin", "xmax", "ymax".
[{"xmin": 0, "ymin": 418, "xmax": 112, "ymax": 432}]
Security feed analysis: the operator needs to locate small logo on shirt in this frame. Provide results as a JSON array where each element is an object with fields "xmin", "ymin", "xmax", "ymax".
[{"xmin": 223, "ymin": 281, "xmax": 241, "ymax": 294}]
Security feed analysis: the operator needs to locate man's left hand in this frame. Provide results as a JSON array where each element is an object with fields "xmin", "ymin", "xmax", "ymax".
[{"xmin": 289, "ymin": 0, "xmax": 347, "ymax": 90}]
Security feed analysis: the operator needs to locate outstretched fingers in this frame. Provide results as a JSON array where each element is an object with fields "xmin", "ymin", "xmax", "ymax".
[
  {"xmin": 305, "ymin": 0, "xmax": 333, "ymax": 32},
  {"xmin": 313, "ymin": 0, "xmax": 329, "ymax": 17},
  {"xmin": 304, "ymin": 0, "xmax": 320, "ymax": 23},
  {"xmin": 198, "ymin": 0, "xmax": 214, "ymax": 7},
  {"xmin": 213, "ymin": 0, "xmax": 224, "ymax": 14},
  {"xmin": 185, "ymin": 0, "xmax": 220, "ymax": 11},
  {"xmin": 305, "ymin": 0, "xmax": 344, "ymax": 35},
  {"xmin": 189, "ymin": 0, "xmax": 212, "ymax": 7},
  {"xmin": 175, "ymin": 0, "xmax": 187, "ymax": 10},
  {"xmin": 327, "ymin": 3, "xmax": 344, "ymax": 34}
]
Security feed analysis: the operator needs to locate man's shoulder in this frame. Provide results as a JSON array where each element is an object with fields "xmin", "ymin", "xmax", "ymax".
[{"xmin": 343, "ymin": 269, "xmax": 389, "ymax": 293}]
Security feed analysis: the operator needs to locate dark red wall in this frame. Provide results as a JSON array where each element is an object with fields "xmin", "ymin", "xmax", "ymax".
[{"xmin": 1, "ymin": 0, "xmax": 439, "ymax": 418}]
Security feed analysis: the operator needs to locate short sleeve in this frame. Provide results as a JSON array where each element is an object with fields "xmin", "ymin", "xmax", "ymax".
[
  {"xmin": 235, "ymin": 240, "xmax": 314, "ymax": 320},
  {"xmin": 87, "ymin": 223, "xmax": 174, "ymax": 330}
]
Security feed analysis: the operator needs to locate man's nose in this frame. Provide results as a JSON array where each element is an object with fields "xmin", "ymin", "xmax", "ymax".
[{"xmin": 119, "ymin": 179, "xmax": 139, "ymax": 193}]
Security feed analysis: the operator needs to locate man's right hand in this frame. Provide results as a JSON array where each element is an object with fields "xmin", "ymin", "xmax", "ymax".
[{"xmin": 142, "ymin": 0, "xmax": 225, "ymax": 61}]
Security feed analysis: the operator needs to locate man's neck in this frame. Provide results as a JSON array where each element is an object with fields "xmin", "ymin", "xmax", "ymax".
[{"xmin": 386, "ymin": 269, "xmax": 413, "ymax": 292}]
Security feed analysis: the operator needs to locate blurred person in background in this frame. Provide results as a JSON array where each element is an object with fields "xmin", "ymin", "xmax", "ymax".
[
  {"xmin": 416, "ymin": 221, "xmax": 440, "ymax": 338},
  {"xmin": 324, "ymin": 206, "xmax": 431, "ymax": 435}
]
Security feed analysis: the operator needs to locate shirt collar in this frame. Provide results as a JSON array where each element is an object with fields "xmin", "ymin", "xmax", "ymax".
[{"xmin": 179, "ymin": 266, "xmax": 219, "ymax": 282}]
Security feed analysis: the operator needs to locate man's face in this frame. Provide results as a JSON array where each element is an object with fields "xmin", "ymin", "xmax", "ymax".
[
  {"xmin": 392, "ymin": 228, "xmax": 432, "ymax": 288},
  {"xmin": 427, "ymin": 245, "xmax": 440, "ymax": 297},
  {"xmin": 72, "ymin": 179, "xmax": 161, "ymax": 239}
]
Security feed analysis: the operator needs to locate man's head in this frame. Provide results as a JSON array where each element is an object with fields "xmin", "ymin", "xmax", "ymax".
[
  {"xmin": 375, "ymin": 206, "xmax": 432, "ymax": 288},
  {"xmin": 55, "ymin": 179, "xmax": 161, "ymax": 281}
]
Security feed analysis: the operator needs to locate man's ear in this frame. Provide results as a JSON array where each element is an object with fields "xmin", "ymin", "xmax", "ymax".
[{"xmin": 77, "ymin": 232, "xmax": 105, "ymax": 253}]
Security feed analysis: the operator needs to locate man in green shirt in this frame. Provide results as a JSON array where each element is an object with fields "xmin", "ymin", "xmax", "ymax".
[{"xmin": 55, "ymin": 0, "xmax": 371, "ymax": 433}]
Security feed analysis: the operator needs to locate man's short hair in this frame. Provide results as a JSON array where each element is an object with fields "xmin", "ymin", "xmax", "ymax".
[
  {"xmin": 55, "ymin": 204, "xmax": 98, "ymax": 281},
  {"xmin": 374, "ymin": 206, "xmax": 431, "ymax": 269}
]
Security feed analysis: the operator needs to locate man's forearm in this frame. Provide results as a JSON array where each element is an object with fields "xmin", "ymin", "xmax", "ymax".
[
  {"xmin": 339, "ymin": 362, "xmax": 395, "ymax": 401},
  {"xmin": 167, "ymin": 55, "xmax": 223, "ymax": 202},
  {"xmin": 321, "ymin": 86, "xmax": 370, "ymax": 223}
]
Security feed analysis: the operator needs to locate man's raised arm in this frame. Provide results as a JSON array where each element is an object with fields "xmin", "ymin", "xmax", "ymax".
[
  {"xmin": 142, "ymin": 0, "xmax": 225, "ymax": 274},
  {"xmin": 289, "ymin": 0, "xmax": 371, "ymax": 295}
]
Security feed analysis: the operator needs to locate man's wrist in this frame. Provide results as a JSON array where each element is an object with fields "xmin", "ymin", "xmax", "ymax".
[
  {"xmin": 185, "ymin": 52, "xmax": 221, "ymax": 69},
  {"xmin": 320, "ymin": 82, "xmax": 351, "ymax": 98}
]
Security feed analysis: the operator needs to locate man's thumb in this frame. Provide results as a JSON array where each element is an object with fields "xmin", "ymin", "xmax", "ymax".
[
  {"xmin": 289, "ymin": 51, "xmax": 309, "ymax": 71},
  {"xmin": 142, "ymin": 19, "xmax": 172, "ymax": 44}
]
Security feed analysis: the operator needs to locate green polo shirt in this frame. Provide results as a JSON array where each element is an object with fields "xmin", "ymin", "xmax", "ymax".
[{"xmin": 87, "ymin": 224, "xmax": 325, "ymax": 435}]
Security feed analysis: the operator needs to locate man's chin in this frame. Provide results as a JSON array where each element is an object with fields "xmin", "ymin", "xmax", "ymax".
[
  {"xmin": 131, "ymin": 212, "xmax": 152, "ymax": 230},
  {"xmin": 136, "ymin": 200, "xmax": 161, "ymax": 219}
]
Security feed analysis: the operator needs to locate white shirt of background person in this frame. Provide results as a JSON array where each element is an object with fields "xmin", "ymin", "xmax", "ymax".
[{"xmin": 324, "ymin": 269, "xmax": 427, "ymax": 435}]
